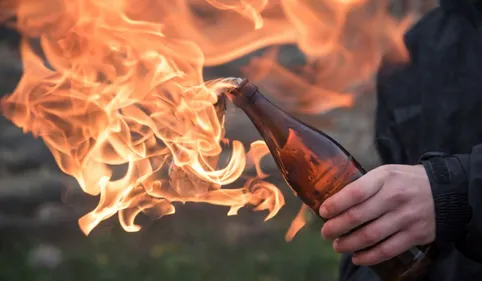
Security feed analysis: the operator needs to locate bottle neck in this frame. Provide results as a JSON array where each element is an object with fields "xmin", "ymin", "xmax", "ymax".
[{"xmin": 232, "ymin": 85, "xmax": 294, "ymax": 150}]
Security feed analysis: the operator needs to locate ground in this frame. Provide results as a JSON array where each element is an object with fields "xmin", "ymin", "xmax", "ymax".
[{"xmin": 0, "ymin": 39, "xmax": 380, "ymax": 281}]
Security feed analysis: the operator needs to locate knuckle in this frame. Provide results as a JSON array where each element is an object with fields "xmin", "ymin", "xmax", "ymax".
[
  {"xmin": 401, "ymin": 209, "xmax": 418, "ymax": 223},
  {"xmin": 349, "ymin": 186, "xmax": 365, "ymax": 202},
  {"xmin": 376, "ymin": 165, "xmax": 389, "ymax": 173},
  {"xmin": 379, "ymin": 165, "xmax": 394, "ymax": 175},
  {"xmin": 361, "ymin": 227, "xmax": 380, "ymax": 245},
  {"xmin": 383, "ymin": 165, "xmax": 401, "ymax": 179},
  {"xmin": 346, "ymin": 207, "xmax": 363, "ymax": 225},
  {"xmin": 389, "ymin": 191, "xmax": 408, "ymax": 204},
  {"xmin": 413, "ymin": 232, "xmax": 426, "ymax": 244},
  {"xmin": 378, "ymin": 243, "xmax": 393, "ymax": 260},
  {"xmin": 410, "ymin": 226, "xmax": 429, "ymax": 243}
]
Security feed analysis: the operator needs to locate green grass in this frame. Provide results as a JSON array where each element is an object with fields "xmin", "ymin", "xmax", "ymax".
[{"xmin": 0, "ymin": 210, "xmax": 340, "ymax": 281}]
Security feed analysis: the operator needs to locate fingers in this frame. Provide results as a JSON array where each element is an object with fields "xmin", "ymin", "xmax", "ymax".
[
  {"xmin": 331, "ymin": 209, "xmax": 411, "ymax": 253},
  {"xmin": 319, "ymin": 166, "xmax": 387, "ymax": 219},
  {"xmin": 321, "ymin": 192, "xmax": 392, "ymax": 240},
  {"xmin": 351, "ymin": 232, "xmax": 413, "ymax": 266}
]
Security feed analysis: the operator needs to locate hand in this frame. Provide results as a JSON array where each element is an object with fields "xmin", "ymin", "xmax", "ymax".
[{"xmin": 319, "ymin": 164, "xmax": 436, "ymax": 266}]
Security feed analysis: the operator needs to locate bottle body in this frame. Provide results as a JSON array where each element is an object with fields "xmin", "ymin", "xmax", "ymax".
[{"xmin": 227, "ymin": 79, "xmax": 435, "ymax": 281}]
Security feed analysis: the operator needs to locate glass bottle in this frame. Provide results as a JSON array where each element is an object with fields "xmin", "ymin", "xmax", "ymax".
[{"xmin": 224, "ymin": 78, "xmax": 435, "ymax": 281}]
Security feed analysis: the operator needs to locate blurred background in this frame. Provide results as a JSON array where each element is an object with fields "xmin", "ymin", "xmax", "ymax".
[{"xmin": 0, "ymin": 1, "xmax": 435, "ymax": 281}]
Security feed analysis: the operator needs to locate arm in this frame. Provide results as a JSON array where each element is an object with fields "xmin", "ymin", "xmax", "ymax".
[{"xmin": 420, "ymin": 144, "xmax": 482, "ymax": 263}]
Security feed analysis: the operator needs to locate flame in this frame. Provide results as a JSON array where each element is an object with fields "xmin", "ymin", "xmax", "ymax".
[
  {"xmin": 0, "ymin": 0, "xmax": 431, "ymax": 237},
  {"xmin": 246, "ymin": 140, "xmax": 271, "ymax": 179},
  {"xmin": 285, "ymin": 204, "xmax": 309, "ymax": 242}
]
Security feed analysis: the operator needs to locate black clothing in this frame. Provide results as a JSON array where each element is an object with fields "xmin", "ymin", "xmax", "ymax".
[{"xmin": 339, "ymin": 0, "xmax": 482, "ymax": 280}]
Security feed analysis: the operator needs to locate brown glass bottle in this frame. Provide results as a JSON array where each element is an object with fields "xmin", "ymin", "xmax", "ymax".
[{"xmin": 225, "ymin": 78, "xmax": 435, "ymax": 281}]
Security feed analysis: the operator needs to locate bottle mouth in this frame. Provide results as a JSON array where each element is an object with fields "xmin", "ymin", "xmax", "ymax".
[
  {"xmin": 219, "ymin": 77, "xmax": 258, "ymax": 107},
  {"xmin": 226, "ymin": 77, "xmax": 245, "ymax": 88},
  {"xmin": 217, "ymin": 77, "xmax": 246, "ymax": 95}
]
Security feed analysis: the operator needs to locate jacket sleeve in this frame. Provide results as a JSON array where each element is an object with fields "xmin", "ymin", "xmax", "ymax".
[{"xmin": 420, "ymin": 144, "xmax": 482, "ymax": 263}]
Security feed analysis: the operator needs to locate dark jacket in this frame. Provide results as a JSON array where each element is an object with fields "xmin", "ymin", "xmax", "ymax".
[{"xmin": 339, "ymin": 0, "xmax": 482, "ymax": 280}]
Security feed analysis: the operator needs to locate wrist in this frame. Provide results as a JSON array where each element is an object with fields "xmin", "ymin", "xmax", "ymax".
[{"xmin": 419, "ymin": 152, "xmax": 472, "ymax": 243}]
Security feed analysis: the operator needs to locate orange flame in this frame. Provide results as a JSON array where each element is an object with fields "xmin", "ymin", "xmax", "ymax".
[
  {"xmin": 285, "ymin": 204, "xmax": 309, "ymax": 242},
  {"xmin": 0, "ymin": 0, "xmax": 428, "ymax": 237}
]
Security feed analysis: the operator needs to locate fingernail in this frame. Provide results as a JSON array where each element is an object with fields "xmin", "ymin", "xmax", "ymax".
[{"xmin": 319, "ymin": 206, "xmax": 328, "ymax": 217}]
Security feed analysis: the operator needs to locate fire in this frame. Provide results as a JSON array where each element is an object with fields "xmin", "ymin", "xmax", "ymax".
[
  {"xmin": 0, "ymin": 0, "xmax": 427, "ymax": 237},
  {"xmin": 285, "ymin": 204, "xmax": 309, "ymax": 242}
]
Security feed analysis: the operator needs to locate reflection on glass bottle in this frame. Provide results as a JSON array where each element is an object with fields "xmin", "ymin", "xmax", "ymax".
[{"xmin": 224, "ymin": 78, "xmax": 435, "ymax": 281}]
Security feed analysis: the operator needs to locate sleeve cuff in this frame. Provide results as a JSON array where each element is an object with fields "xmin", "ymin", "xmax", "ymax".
[{"xmin": 419, "ymin": 152, "xmax": 472, "ymax": 243}]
